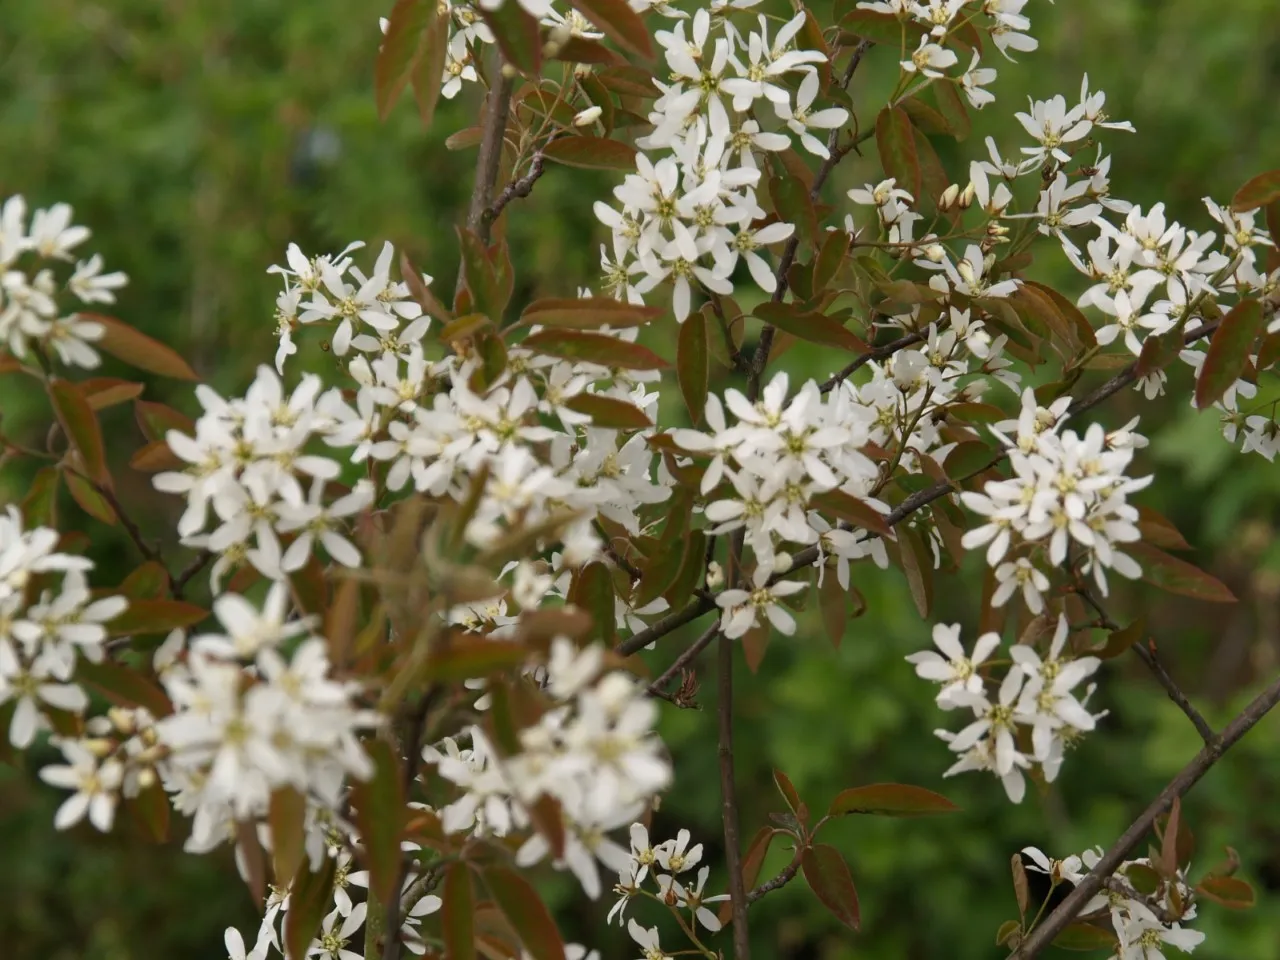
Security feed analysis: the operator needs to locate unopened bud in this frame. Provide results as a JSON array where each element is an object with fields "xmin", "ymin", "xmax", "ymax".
[
  {"xmin": 108, "ymin": 706, "xmax": 136, "ymax": 735},
  {"xmin": 959, "ymin": 380, "xmax": 988, "ymax": 401},
  {"xmin": 706, "ymin": 561, "xmax": 724, "ymax": 589},
  {"xmin": 773, "ymin": 552, "xmax": 793, "ymax": 574},
  {"xmin": 542, "ymin": 39, "xmax": 563, "ymax": 57},
  {"xmin": 573, "ymin": 106, "xmax": 603, "ymax": 127},
  {"xmin": 136, "ymin": 767, "xmax": 157, "ymax": 790},
  {"xmin": 550, "ymin": 24, "xmax": 572, "ymax": 47},
  {"xmin": 924, "ymin": 244, "xmax": 946, "ymax": 263},
  {"xmin": 939, "ymin": 183, "xmax": 960, "ymax": 211},
  {"xmin": 986, "ymin": 223, "xmax": 1010, "ymax": 238},
  {"xmin": 959, "ymin": 182, "xmax": 976, "ymax": 209},
  {"xmin": 500, "ymin": 62, "xmax": 519, "ymax": 80},
  {"xmin": 84, "ymin": 738, "xmax": 115, "ymax": 758}
]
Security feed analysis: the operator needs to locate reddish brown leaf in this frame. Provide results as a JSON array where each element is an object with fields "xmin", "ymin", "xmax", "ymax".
[
  {"xmin": 542, "ymin": 136, "xmax": 637, "ymax": 171},
  {"xmin": 802, "ymin": 844, "xmax": 861, "ymax": 931},
  {"xmin": 80, "ymin": 377, "xmax": 145, "ymax": 411},
  {"xmin": 481, "ymin": 866, "xmax": 566, "ymax": 960},
  {"xmin": 564, "ymin": 393, "xmax": 653, "ymax": 429},
  {"xmin": 21, "ymin": 467, "xmax": 59, "ymax": 528},
  {"xmin": 285, "ymin": 852, "xmax": 337, "ymax": 960},
  {"xmin": 567, "ymin": 0, "xmax": 654, "ymax": 59},
  {"xmin": 876, "ymin": 106, "xmax": 921, "ymax": 202},
  {"xmin": 106, "ymin": 599, "xmax": 208, "ymax": 636},
  {"xmin": 753, "ymin": 302, "xmax": 867, "ymax": 353},
  {"xmin": 720, "ymin": 826, "xmax": 775, "ymax": 926},
  {"xmin": 1128, "ymin": 542, "xmax": 1237, "ymax": 603},
  {"xmin": 128, "ymin": 780, "xmax": 171, "ymax": 843},
  {"xmin": 51, "ymin": 378, "xmax": 108, "ymax": 484},
  {"xmin": 520, "ymin": 297, "xmax": 660, "ymax": 329},
  {"xmin": 63, "ymin": 466, "xmax": 116, "ymax": 525},
  {"xmin": 677, "ymin": 308, "xmax": 709, "ymax": 424},
  {"xmin": 828, "ymin": 783, "xmax": 959, "ymax": 817},
  {"xmin": 1230, "ymin": 169, "xmax": 1280, "ymax": 212},
  {"xmin": 521, "ymin": 330, "xmax": 669, "ymax": 369},
  {"xmin": 269, "ymin": 787, "xmax": 307, "ymax": 887},
  {"xmin": 376, "ymin": 0, "xmax": 436, "ymax": 120},
  {"xmin": 76, "ymin": 659, "xmax": 171, "ymax": 717},
  {"xmin": 1195, "ymin": 298, "xmax": 1264, "ymax": 409},
  {"xmin": 443, "ymin": 862, "xmax": 477, "ymax": 960},
  {"xmin": 85, "ymin": 314, "xmax": 200, "ymax": 380},
  {"xmin": 1197, "ymin": 875, "xmax": 1256, "ymax": 909},
  {"xmin": 351, "ymin": 739, "xmax": 406, "ymax": 907}
]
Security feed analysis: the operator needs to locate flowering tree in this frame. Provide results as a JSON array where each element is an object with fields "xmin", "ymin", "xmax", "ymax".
[{"xmin": 2, "ymin": 1, "xmax": 1280, "ymax": 958}]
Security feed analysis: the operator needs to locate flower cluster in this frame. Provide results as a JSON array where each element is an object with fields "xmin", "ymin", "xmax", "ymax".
[
  {"xmin": 960, "ymin": 388, "xmax": 1151, "ymax": 611},
  {"xmin": 609, "ymin": 823, "xmax": 727, "ymax": 958},
  {"xmin": 909, "ymin": 616, "xmax": 1105, "ymax": 802},
  {"xmin": 593, "ymin": 8, "xmax": 843, "ymax": 319},
  {"xmin": 1022, "ymin": 846, "xmax": 1205, "ymax": 960},
  {"xmin": 0, "ymin": 506, "xmax": 126, "ymax": 752},
  {"xmin": 426, "ymin": 637, "xmax": 671, "ymax": 899},
  {"xmin": 0, "ymin": 195, "xmax": 127, "ymax": 368}
]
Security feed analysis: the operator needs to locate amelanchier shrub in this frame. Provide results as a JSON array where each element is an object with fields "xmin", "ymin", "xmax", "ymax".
[{"xmin": 2, "ymin": 0, "xmax": 1279, "ymax": 958}]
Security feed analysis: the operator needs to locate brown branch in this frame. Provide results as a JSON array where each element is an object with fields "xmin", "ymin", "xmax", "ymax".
[
  {"xmin": 818, "ymin": 327, "xmax": 930, "ymax": 394},
  {"xmin": 647, "ymin": 623, "xmax": 718, "ymax": 701},
  {"xmin": 747, "ymin": 845, "xmax": 805, "ymax": 904},
  {"xmin": 1009, "ymin": 670, "xmax": 1280, "ymax": 958},
  {"xmin": 1073, "ymin": 583, "xmax": 1216, "ymax": 743},
  {"xmin": 171, "ymin": 551, "xmax": 212, "ymax": 601},
  {"xmin": 1100, "ymin": 876, "xmax": 1186, "ymax": 926},
  {"xmin": 717, "ymin": 628, "xmax": 751, "ymax": 960},
  {"xmin": 464, "ymin": 71, "xmax": 515, "ymax": 243},
  {"xmin": 485, "ymin": 151, "xmax": 547, "ymax": 226}
]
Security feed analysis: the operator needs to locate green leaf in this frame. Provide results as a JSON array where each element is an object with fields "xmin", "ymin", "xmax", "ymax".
[
  {"xmin": 51, "ymin": 378, "xmax": 109, "ymax": 484},
  {"xmin": 521, "ymin": 296, "xmax": 660, "ymax": 329},
  {"xmin": 542, "ymin": 135, "xmax": 637, "ymax": 171},
  {"xmin": 563, "ymin": 394, "xmax": 653, "ymax": 430},
  {"xmin": 1123, "ymin": 862, "xmax": 1162, "ymax": 895},
  {"xmin": 897, "ymin": 527, "xmax": 933, "ymax": 618},
  {"xmin": 482, "ymin": 0, "xmax": 542, "ymax": 72},
  {"xmin": 1230, "ymin": 169, "xmax": 1280, "ymax": 212},
  {"xmin": 813, "ymin": 230, "xmax": 851, "ymax": 293},
  {"xmin": 753, "ymin": 302, "xmax": 867, "ymax": 353},
  {"xmin": 426, "ymin": 637, "xmax": 530, "ymax": 681},
  {"xmin": 828, "ymin": 783, "xmax": 959, "ymax": 817},
  {"xmin": 80, "ymin": 377, "xmax": 145, "ymax": 411},
  {"xmin": 350, "ymin": 739, "xmax": 405, "ymax": 906},
  {"xmin": 121, "ymin": 561, "xmax": 171, "ymax": 600},
  {"xmin": 802, "ymin": 844, "xmax": 861, "ymax": 931},
  {"xmin": 457, "ymin": 227, "xmax": 505, "ymax": 321},
  {"xmin": 21, "ymin": 467, "xmax": 59, "ymax": 528},
  {"xmin": 876, "ymin": 106, "xmax": 921, "ymax": 202},
  {"xmin": 809, "ymin": 489, "xmax": 892, "ymax": 538},
  {"xmin": 269, "ymin": 787, "xmax": 307, "ymax": 887},
  {"xmin": 1129, "ymin": 542, "xmax": 1237, "ymax": 603},
  {"xmin": 912, "ymin": 124, "xmax": 952, "ymax": 219},
  {"xmin": 677, "ymin": 308, "xmax": 709, "ymax": 423},
  {"xmin": 81, "ymin": 314, "xmax": 199, "ymax": 380},
  {"xmin": 1096, "ymin": 618, "xmax": 1144, "ymax": 660},
  {"xmin": 442, "ymin": 862, "xmax": 477, "ymax": 960},
  {"xmin": 770, "ymin": 176, "xmax": 817, "ymax": 248},
  {"xmin": 481, "ymin": 866, "xmax": 566, "ymax": 960},
  {"xmin": 285, "ymin": 852, "xmax": 336, "ymax": 960},
  {"xmin": 76, "ymin": 660, "xmax": 171, "ymax": 717},
  {"xmin": 944, "ymin": 441, "xmax": 998, "ymax": 484},
  {"xmin": 569, "ymin": 560, "xmax": 616, "ymax": 646},
  {"xmin": 634, "ymin": 492, "xmax": 691, "ymax": 609},
  {"xmin": 995, "ymin": 920, "xmax": 1022, "ymax": 946},
  {"xmin": 375, "ymin": 0, "xmax": 435, "ymax": 120},
  {"xmin": 522, "ymin": 330, "xmax": 669, "ymax": 369},
  {"xmin": 1195, "ymin": 298, "xmax": 1264, "ymax": 409},
  {"xmin": 567, "ymin": 0, "xmax": 654, "ymax": 59},
  {"xmin": 409, "ymin": 10, "xmax": 450, "ymax": 129},
  {"xmin": 134, "ymin": 400, "xmax": 195, "ymax": 443},
  {"xmin": 932, "ymin": 81, "xmax": 971, "ymax": 141},
  {"xmin": 107, "ymin": 599, "xmax": 208, "ymax": 636},
  {"xmin": 1051, "ymin": 923, "xmax": 1118, "ymax": 951},
  {"xmin": 63, "ymin": 468, "xmax": 116, "ymax": 525},
  {"xmin": 1197, "ymin": 874, "xmax": 1256, "ymax": 909}
]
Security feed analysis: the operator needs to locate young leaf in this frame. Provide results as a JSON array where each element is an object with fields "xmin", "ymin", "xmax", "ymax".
[
  {"xmin": 1135, "ymin": 506, "xmax": 1192, "ymax": 551},
  {"xmin": 1051, "ymin": 923, "xmax": 1118, "ymax": 951},
  {"xmin": 1095, "ymin": 618, "xmax": 1144, "ymax": 660},
  {"xmin": 425, "ymin": 637, "xmax": 530, "ymax": 681},
  {"xmin": 813, "ymin": 230, "xmax": 851, "ymax": 293},
  {"xmin": 520, "ymin": 297, "xmax": 660, "ymax": 329},
  {"xmin": 828, "ymin": 783, "xmax": 959, "ymax": 817},
  {"xmin": 51, "ymin": 378, "xmax": 109, "ymax": 484},
  {"xmin": 1011, "ymin": 853, "xmax": 1030, "ymax": 916},
  {"xmin": 719, "ymin": 826, "xmax": 775, "ymax": 926},
  {"xmin": 564, "ymin": 394, "xmax": 653, "ymax": 430},
  {"xmin": 840, "ymin": 10, "xmax": 925, "ymax": 46},
  {"xmin": 63, "ymin": 466, "xmax": 115, "ymax": 524},
  {"xmin": 819, "ymin": 571, "xmax": 846, "ymax": 649},
  {"xmin": 774, "ymin": 769, "xmax": 805, "ymax": 820},
  {"xmin": 85, "ymin": 314, "xmax": 200, "ymax": 380},
  {"xmin": 22, "ymin": 467, "xmax": 59, "ymax": 528},
  {"xmin": 134, "ymin": 400, "xmax": 195, "ymax": 442},
  {"xmin": 481, "ymin": 866, "xmax": 566, "ymax": 960},
  {"xmin": 1195, "ymin": 298, "xmax": 1264, "ymax": 409},
  {"xmin": 1230, "ymin": 169, "xmax": 1280, "ymax": 212},
  {"xmin": 269, "ymin": 787, "xmax": 307, "ymax": 887},
  {"xmin": 569, "ymin": 560, "xmax": 617, "ymax": 646},
  {"xmin": 76, "ymin": 660, "xmax": 172, "ymax": 717},
  {"xmin": 808, "ymin": 489, "xmax": 892, "ymax": 538},
  {"xmin": 284, "ymin": 852, "xmax": 337, "ymax": 960},
  {"xmin": 409, "ymin": 9, "xmax": 450, "ymax": 128},
  {"xmin": 802, "ymin": 844, "xmax": 861, "ymax": 931},
  {"xmin": 567, "ymin": 0, "xmax": 654, "ymax": 59},
  {"xmin": 932, "ymin": 81, "xmax": 971, "ymax": 141},
  {"xmin": 121, "ymin": 561, "xmax": 171, "ymax": 600},
  {"xmin": 522, "ymin": 330, "xmax": 669, "ymax": 369},
  {"xmin": 442, "ymin": 862, "xmax": 477, "ymax": 960},
  {"xmin": 129, "ymin": 780, "xmax": 171, "ymax": 843},
  {"xmin": 106, "ymin": 599, "xmax": 208, "ymax": 636},
  {"xmin": 481, "ymin": 0, "xmax": 542, "ymax": 72},
  {"xmin": 677, "ymin": 307, "xmax": 709, "ymax": 423},
  {"xmin": 876, "ymin": 106, "xmax": 921, "ymax": 202},
  {"xmin": 1128, "ymin": 542, "xmax": 1237, "ymax": 603},
  {"xmin": 753, "ymin": 302, "xmax": 867, "ymax": 353},
  {"xmin": 897, "ymin": 528, "xmax": 933, "ymax": 618},
  {"xmin": 80, "ymin": 377, "xmax": 145, "ymax": 411},
  {"xmin": 350, "ymin": 738, "xmax": 406, "ymax": 906},
  {"xmin": 375, "ymin": 0, "xmax": 435, "ymax": 120},
  {"xmin": 542, "ymin": 136, "xmax": 637, "ymax": 171},
  {"xmin": 770, "ymin": 176, "xmax": 818, "ymax": 248},
  {"xmin": 1197, "ymin": 875, "xmax": 1256, "ymax": 909}
]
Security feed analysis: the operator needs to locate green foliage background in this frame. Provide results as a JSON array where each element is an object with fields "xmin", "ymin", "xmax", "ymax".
[{"xmin": 2, "ymin": 1, "xmax": 1280, "ymax": 957}]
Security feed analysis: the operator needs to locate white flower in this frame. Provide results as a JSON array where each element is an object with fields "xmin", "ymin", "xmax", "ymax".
[
  {"xmin": 906, "ymin": 624, "xmax": 1000, "ymax": 708},
  {"xmin": 39, "ymin": 738, "xmax": 123, "ymax": 831}
]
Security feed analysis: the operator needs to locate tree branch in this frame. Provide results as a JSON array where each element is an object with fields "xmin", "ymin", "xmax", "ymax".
[
  {"xmin": 485, "ymin": 151, "xmax": 547, "ymax": 226},
  {"xmin": 647, "ymin": 622, "xmax": 718, "ymax": 703},
  {"xmin": 717, "ymin": 628, "xmax": 751, "ymax": 959},
  {"xmin": 1009, "ymin": 670, "xmax": 1280, "ymax": 958},
  {"xmin": 818, "ymin": 326, "xmax": 930, "ymax": 394}
]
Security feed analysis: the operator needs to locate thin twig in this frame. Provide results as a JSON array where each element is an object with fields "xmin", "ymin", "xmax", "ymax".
[
  {"xmin": 717, "ymin": 628, "xmax": 751, "ymax": 960},
  {"xmin": 647, "ymin": 623, "xmax": 718, "ymax": 699},
  {"xmin": 1073, "ymin": 583, "xmax": 1216, "ymax": 743},
  {"xmin": 748, "ymin": 845, "xmax": 805, "ymax": 904},
  {"xmin": 171, "ymin": 551, "xmax": 212, "ymax": 601},
  {"xmin": 818, "ymin": 327, "xmax": 930, "ymax": 394},
  {"xmin": 485, "ymin": 151, "xmax": 547, "ymax": 225},
  {"xmin": 1009, "ymin": 670, "xmax": 1280, "ymax": 958},
  {"xmin": 1101, "ymin": 875, "xmax": 1186, "ymax": 926},
  {"xmin": 64, "ymin": 464, "xmax": 164, "ymax": 565}
]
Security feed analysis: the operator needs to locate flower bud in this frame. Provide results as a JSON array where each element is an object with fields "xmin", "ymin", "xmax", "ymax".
[
  {"xmin": 573, "ymin": 106, "xmax": 603, "ymax": 127},
  {"xmin": 136, "ymin": 767, "xmax": 157, "ymax": 790},
  {"xmin": 500, "ymin": 62, "xmax": 519, "ymax": 80},
  {"xmin": 108, "ymin": 706, "xmax": 136, "ymax": 735},
  {"xmin": 939, "ymin": 183, "xmax": 960, "ymax": 211},
  {"xmin": 924, "ymin": 244, "xmax": 946, "ymax": 263},
  {"xmin": 773, "ymin": 552, "xmax": 793, "ymax": 574},
  {"xmin": 706, "ymin": 561, "xmax": 724, "ymax": 589},
  {"xmin": 959, "ymin": 182, "xmax": 976, "ymax": 209},
  {"xmin": 84, "ymin": 738, "xmax": 116, "ymax": 758}
]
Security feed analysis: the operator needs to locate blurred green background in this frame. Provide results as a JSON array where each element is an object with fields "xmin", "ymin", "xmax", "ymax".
[{"xmin": 2, "ymin": 0, "xmax": 1280, "ymax": 957}]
